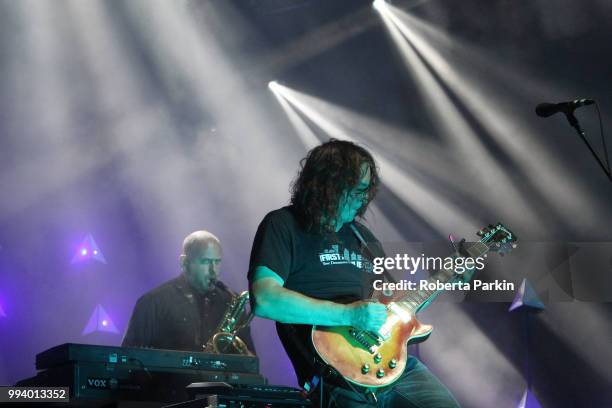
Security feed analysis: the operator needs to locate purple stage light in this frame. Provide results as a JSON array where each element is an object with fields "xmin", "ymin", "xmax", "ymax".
[
  {"xmin": 82, "ymin": 304, "xmax": 119, "ymax": 335},
  {"xmin": 509, "ymin": 278, "xmax": 545, "ymax": 312},
  {"xmin": 0, "ymin": 303, "xmax": 6, "ymax": 318},
  {"xmin": 71, "ymin": 233, "xmax": 107, "ymax": 265},
  {"xmin": 517, "ymin": 389, "xmax": 543, "ymax": 408}
]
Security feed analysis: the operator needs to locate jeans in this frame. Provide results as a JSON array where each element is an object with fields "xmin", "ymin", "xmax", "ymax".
[{"xmin": 323, "ymin": 356, "xmax": 461, "ymax": 408}]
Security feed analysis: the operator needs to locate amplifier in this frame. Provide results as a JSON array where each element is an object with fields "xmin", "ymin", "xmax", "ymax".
[
  {"xmin": 16, "ymin": 361, "xmax": 266, "ymax": 403},
  {"xmin": 36, "ymin": 343, "xmax": 259, "ymax": 374}
]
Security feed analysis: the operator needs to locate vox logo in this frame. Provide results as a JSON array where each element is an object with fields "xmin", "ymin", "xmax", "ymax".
[{"xmin": 87, "ymin": 378, "xmax": 109, "ymax": 388}]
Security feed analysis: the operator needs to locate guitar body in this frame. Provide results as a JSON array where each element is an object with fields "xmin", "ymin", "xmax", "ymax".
[
  {"xmin": 309, "ymin": 222, "xmax": 517, "ymax": 389},
  {"xmin": 312, "ymin": 313, "xmax": 433, "ymax": 388}
]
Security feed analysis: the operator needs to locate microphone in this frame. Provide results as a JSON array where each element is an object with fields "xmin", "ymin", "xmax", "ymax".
[{"xmin": 535, "ymin": 98, "xmax": 595, "ymax": 118}]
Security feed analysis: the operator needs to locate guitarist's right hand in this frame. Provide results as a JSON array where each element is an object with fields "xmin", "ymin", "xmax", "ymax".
[{"xmin": 347, "ymin": 301, "xmax": 387, "ymax": 332}]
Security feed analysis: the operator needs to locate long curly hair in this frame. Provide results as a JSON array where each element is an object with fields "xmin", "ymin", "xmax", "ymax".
[{"xmin": 290, "ymin": 139, "xmax": 379, "ymax": 233}]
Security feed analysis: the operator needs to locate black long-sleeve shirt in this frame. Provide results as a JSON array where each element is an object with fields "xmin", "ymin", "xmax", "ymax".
[{"xmin": 122, "ymin": 274, "xmax": 255, "ymax": 353}]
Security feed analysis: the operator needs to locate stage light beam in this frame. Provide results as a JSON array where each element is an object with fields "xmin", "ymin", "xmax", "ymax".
[
  {"xmin": 372, "ymin": 0, "xmax": 386, "ymax": 11},
  {"xmin": 384, "ymin": 6, "xmax": 607, "ymax": 232},
  {"xmin": 375, "ymin": 3, "xmax": 544, "ymax": 234},
  {"xmin": 271, "ymin": 83, "xmax": 482, "ymax": 236}
]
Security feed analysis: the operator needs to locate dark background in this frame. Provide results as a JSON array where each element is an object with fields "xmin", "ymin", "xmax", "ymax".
[{"xmin": 0, "ymin": 0, "xmax": 611, "ymax": 406}]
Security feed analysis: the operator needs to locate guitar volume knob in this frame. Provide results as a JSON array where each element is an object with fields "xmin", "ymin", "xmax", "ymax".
[
  {"xmin": 361, "ymin": 364, "xmax": 370, "ymax": 374},
  {"xmin": 389, "ymin": 359, "xmax": 397, "ymax": 369},
  {"xmin": 376, "ymin": 368, "xmax": 385, "ymax": 378},
  {"xmin": 373, "ymin": 353, "xmax": 382, "ymax": 364}
]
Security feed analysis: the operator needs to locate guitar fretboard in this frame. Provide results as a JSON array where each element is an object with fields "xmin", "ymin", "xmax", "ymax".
[{"xmin": 391, "ymin": 241, "xmax": 491, "ymax": 314}]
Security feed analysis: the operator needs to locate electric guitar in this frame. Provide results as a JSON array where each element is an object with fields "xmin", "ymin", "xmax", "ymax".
[{"xmin": 311, "ymin": 223, "xmax": 517, "ymax": 388}]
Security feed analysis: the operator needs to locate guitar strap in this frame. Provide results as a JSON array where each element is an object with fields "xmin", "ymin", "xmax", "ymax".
[{"xmin": 350, "ymin": 223, "xmax": 397, "ymax": 285}]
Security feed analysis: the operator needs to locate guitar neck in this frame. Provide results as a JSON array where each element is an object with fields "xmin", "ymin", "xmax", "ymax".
[{"xmin": 396, "ymin": 241, "xmax": 491, "ymax": 314}]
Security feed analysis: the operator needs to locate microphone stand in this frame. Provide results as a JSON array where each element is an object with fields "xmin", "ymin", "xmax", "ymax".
[{"xmin": 564, "ymin": 111, "xmax": 612, "ymax": 183}]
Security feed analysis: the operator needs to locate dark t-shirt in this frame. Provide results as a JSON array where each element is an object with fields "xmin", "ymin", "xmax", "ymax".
[
  {"xmin": 248, "ymin": 206, "xmax": 385, "ymax": 385},
  {"xmin": 122, "ymin": 275, "xmax": 255, "ymax": 353}
]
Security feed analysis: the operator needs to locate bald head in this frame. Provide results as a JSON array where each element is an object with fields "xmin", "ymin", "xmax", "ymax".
[
  {"xmin": 182, "ymin": 230, "xmax": 221, "ymax": 259},
  {"xmin": 180, "ymin": 230, "xmax": 222, "ymax": 293}
]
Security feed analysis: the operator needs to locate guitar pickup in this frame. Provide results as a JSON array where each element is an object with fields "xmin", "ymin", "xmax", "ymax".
[
  {"xmin": 376, "ymin": 307, "xmax": 405, "ymax": 341},
  {"xmin": 388, "ymin": 303, "xmax": 411, "ymax": 323},
  {"xmin": 364, "ymin": 330, "xmax": 383, "ymax": 345},
  {"xmin": 349, "ymin": 329, "xmax": 380, "ymax": 353}
]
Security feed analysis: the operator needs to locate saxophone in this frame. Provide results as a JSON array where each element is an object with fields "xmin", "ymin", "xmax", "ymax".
[{"xmin": 203, "ymin": 290, "xmax": 254, "ymax": 355}]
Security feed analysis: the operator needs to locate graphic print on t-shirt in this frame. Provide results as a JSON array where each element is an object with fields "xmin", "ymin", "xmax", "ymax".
[{"xmin": 318, "ymin": 244, "xmax": 373, "ymax": 273}]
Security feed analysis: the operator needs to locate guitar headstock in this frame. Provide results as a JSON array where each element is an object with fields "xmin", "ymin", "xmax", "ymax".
[{"xmin": 476, "ymin": 223, "xmax": 518, "ymax": 256}]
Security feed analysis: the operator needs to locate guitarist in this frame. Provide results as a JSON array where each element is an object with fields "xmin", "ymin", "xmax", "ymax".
[{"xmin": 248, "ymin": 139, "xmax": 460, "ymax": 407}]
